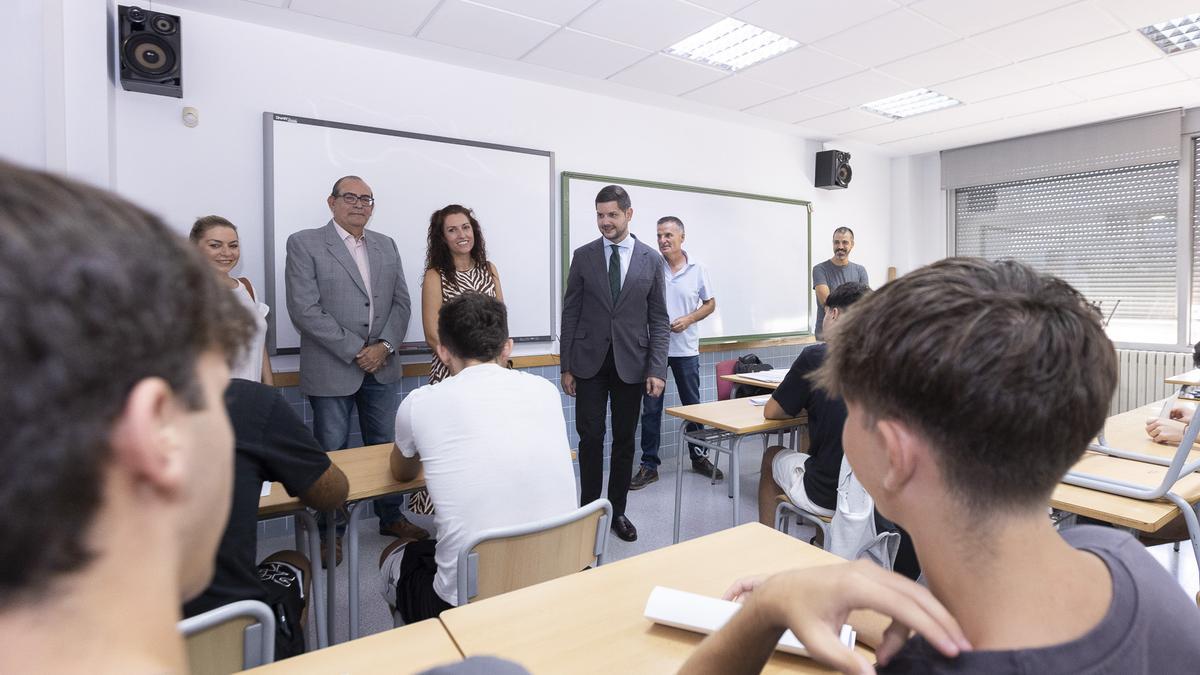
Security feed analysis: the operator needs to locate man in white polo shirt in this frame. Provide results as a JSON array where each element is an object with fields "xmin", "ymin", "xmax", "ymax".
[
  {"xmin": 631, "ymin": 216, "xmax": 719, "ymax": 489},
  {"xmin": 378, "ymin": 293, "xmax": 577, "ymax": 621}
]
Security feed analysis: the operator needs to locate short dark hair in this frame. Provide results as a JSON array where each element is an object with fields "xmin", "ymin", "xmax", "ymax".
[
  {"xmin": 833, "ymin": 226, "xmax": 854, "ymax": 239},
  {"xmin": 657, "ymin": 216, "xmax": 684, "ymax": 232},
  {"xmin": 824, "ymin": 282, "xmax": 869, "ymax": 310},
  {"xmin": 437, "ymin": 293, "xmax": 509, "ymax": 363},
  {"xmin": 0, "ymin": 161, "xmax": 256, "ymax": 606},
  {"xmin": 330, "ymin": 175, "xmax": 364, "ymax": 197},
  {"xmin": 813, "ymin": 257, "xmax": 1116, "ymax": 514},
  {"xmin": 595, "ymin": 184, "xmax": 631, "ymax": 211},
  {"xmin": 189, "ymin": 215, "xmax": 237, "ymax": 242}
]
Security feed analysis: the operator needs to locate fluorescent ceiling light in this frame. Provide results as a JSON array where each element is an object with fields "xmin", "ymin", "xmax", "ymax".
[
  {"xmin": 860, "ymin": 88, "xmax": 961, "ymax": 120},
  {"xmin": 1140, "ymin": 14, "xmax": 1200, "ymax": 54},
  {"xmin": 664, "ymin": 18, "xmax": 798, "ymax": 72}
]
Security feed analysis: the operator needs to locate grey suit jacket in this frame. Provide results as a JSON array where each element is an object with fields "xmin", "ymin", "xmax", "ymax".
[
  {"xmin": 560, "ymin": 236, "xmax": 669, "ymax": 384},
  {"xmin": 285, "ymin": 221, "xmax": 411, "ymax": 396}
]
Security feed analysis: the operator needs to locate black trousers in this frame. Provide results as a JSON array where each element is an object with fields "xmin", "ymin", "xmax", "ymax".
[{"xmin": 576, "ymin": 348, "xmax": 643, "ymax": 518}]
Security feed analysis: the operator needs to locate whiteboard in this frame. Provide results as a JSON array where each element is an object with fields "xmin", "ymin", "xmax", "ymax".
[
  {"xmin": 264, "ymin": 113, "xmax": 555, "ymax": 353},
  {"xmin": 563, "ymin": 173, "xmax": 812, "ymax": 342}
]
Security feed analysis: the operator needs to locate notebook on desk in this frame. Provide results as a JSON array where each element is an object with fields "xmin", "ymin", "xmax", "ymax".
[
  {"xmin": 737, "ymin": 370, "xmax": 788, "ymax": 384},
  {"xmin": 643, "ymin": 586, "xmax": 856, "ymax": 658}
]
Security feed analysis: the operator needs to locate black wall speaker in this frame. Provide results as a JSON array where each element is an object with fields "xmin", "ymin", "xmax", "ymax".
[
  {"xmin": 815, "ymin": 150, "xmax": 852, "ymax": 190},
  {"xmin": 118, "ymin": 5, "xmax": 182, "ymax": 98}
]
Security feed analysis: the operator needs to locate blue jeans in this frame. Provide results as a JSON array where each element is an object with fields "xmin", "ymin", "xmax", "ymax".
[
  {"xmin": 309, "ymin": 373, "xmax": 406, "ymax": 527},
  {"xmin": 639, "ymin": 355, "xmax": 704, "ymax": 469}
]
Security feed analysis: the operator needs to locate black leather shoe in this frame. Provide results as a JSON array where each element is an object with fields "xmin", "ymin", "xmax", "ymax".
[
  {"xmin": 692, "ymin": 457, "xmax": 725, "ymax": 480},
  {"xmin": 629, "ymin": 465, "xmax": 659, "ymax": 490},
  {"xmin": 612, "ymin": 515, "xmax": 638, "ymax": 542}
]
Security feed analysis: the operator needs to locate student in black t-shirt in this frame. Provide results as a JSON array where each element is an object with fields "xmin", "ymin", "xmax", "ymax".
[
  {"xmin": 185, "ymin": 379, "xmax": 348, "ymax": 660},
  {"xmin": 757, "ymin": 283, "xmax": 869, "ymax": 529}
]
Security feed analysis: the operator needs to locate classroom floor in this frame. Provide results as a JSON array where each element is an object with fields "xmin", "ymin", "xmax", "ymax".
[{"xmin": 259, "ymin": 441, "xmax": 1200, "ymax": 649}]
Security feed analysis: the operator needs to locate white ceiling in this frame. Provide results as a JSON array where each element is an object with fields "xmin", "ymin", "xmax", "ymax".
[{"xmin": 175, "ymin": 0, "xmax": 1200, "ymax": 156}]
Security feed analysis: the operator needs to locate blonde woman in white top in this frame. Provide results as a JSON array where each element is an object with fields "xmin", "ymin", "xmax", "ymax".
[{"xmin": 190, "ymin": 215, "xmax": 274, "ymax": 384}]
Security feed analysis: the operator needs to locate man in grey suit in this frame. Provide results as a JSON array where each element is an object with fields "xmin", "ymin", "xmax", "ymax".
[
  {"xmin": 561, "ymin": 184, "xmax": 669, "ymax": 542},
  {"xmin": 285, "ymin": 175, "xmax": 427, "ymax": 546}
]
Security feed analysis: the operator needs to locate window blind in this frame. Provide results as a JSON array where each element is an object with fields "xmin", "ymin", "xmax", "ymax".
[{"xmin": 955, "ymin": 161, "xmax": 1179, "ymax": 345}]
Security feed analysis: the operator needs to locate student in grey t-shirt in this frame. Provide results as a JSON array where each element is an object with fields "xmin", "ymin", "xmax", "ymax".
[
  {"xmin": 680, "ymin": 259, "xmax": 1200, "ymax": 675},
  {"xmin": 812, "ymin": 227, "xmax": 868, "ymax": 338}
]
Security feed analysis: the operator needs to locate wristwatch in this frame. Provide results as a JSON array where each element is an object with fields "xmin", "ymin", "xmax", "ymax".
[{"xmin": 380, "ymin": 340, "xmax": 395, "ymax": 354}]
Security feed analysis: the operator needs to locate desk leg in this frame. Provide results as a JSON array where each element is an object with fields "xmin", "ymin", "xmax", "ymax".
[
  {"xmin": 731, "ymin": 436, "xmax": 743, "ymax": 527},
  {"xmin": 295, "ymin": 510, "xmax": 328, "ymax": 649},
  {"xmin": 673, "ymin": 421, "xmax": 687, "ymax": 544},
  {"xmin": 324, "ymin": 509, "xmax": 337, "ymax": 646},
  {"xmin": 1164, "ymin": 492, "xmax": 1200, "ymax": 586},
  {"xmin": 346, "ymin": 499, "xmax": 371, "ymax": 641}
]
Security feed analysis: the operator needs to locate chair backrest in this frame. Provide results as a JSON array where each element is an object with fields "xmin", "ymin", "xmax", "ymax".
[
  {"xmin": 457, "ymin": 499, "xmax": 612, "ymax": 604},
  {"xmin": 716, "ymin": 359, "xmax": 738, "ymax": 401},
  {"xmin": 179, "ymin": 599, "xmax": 275, "ymax": 675}
]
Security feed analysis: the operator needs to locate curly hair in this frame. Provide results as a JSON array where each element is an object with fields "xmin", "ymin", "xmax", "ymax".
[{"xmin": 425, "ymin": 204, "xmax": 489, "ymax": 289}]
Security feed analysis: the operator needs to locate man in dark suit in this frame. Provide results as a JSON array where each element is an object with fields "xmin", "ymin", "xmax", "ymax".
[
  {"xmin": 285, "ymin": 175, "xmax": 427, "ymax": 547},
  {"xmin": 561, "ymin": 184, "xmax": 670, "ymax": 542}
]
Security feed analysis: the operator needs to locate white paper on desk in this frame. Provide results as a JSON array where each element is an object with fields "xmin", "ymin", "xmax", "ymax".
[
  {"xmin": 739, "ymin": 370, "xmax": 788, "ymax": 384},
  {"xmin": 260, "ymin": 481, "xmax": 272, "ymax": 497},
  {"xmin": 643, "ymin": 586, "xmax": 855, "ymax": 658},
  {"xmin": 749, "ymin": 395, "xmax": 771, "ymax": 406}
]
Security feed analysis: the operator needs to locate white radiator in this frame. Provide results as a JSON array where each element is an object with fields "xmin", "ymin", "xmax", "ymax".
[{"xmin": 1111, "ymin": 349, "xmax": 1193, "ymax": 415}]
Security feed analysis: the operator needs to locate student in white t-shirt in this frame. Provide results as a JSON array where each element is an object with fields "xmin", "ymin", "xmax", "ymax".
[{"xmin": 379, "ymin": 292, "xmax": 578, "ymax": 622}]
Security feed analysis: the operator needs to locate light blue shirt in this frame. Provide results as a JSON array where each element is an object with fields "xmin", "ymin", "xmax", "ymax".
[
  {"xmin": 606, "ymin": 232, "xmax": 635, "ymax": 288},
  {"xmin": 663, "ymin": 253, "xmax": 714, "ymax": 357}
]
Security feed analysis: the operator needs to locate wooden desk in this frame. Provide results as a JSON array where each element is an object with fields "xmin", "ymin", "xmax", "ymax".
[
  {"xmin": 1166, "ymin": 369, "xmax": 1200, "ymax": 386},
  {"xmin": 439, "ymin": 523, "xmax": 883, "ymax": 674},
  {"xmin": 257, "ymin": 443, "xmax": 426, "ymax": 645},
  {"xmin": 240, "ymin": 619, "xmax": 462, "ymax": 674},
  {"xmin": 720, "ymin": 373, "xmax": 781, "ymax": 391},
  {"xmin": 1051, "ymin": 403, "xmax": 1200, "ymax": 533},
  {"xmin": 667, "ymin": 399, "xmax": 807, "ymax": 543}
]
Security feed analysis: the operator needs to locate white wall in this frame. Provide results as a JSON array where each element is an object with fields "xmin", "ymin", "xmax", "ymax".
[
  {"xmin": 105, "ymin": 6, "xmax": 896, "ymax": 292},
  {"xmin": 890, "ymin": 152, "xmax": 948, "ymax": 276},
  {"xmin": 2, "ymin": 0, "xmax": 50, "ymax": 169}
]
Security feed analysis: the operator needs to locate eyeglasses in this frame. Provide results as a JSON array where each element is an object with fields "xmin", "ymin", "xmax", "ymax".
[{"xmin": 336, "ymin": 192, "xmax": 375, "ymax": 207}]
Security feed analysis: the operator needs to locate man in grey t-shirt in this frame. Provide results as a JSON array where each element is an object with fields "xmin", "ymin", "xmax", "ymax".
[{"xmin": 812, "ymin": 227, "xmax": 868, "ymax": 338}]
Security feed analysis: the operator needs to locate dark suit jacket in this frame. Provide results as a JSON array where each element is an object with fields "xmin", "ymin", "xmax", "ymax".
[
  {"xmin": 284, "ymin": 221, "xmax": 410, "ymax": 396},
  {"xmin": 560, "ymin": 236, "xmax": 669, "ymax": 384}
]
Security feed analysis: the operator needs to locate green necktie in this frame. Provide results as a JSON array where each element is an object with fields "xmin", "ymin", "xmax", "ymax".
[{"xmin": 609, "ymin": 243, "xmax": 621, "ymax": 303}]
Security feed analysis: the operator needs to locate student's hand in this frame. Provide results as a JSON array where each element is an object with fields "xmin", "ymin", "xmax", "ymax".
[
  {"xmin": 1146, "ymin": 417, "xmax": 1186, "ymax": 445},
  {"xmin": 355, "ymin": 343, "xmax": 389, "ymax": 373},
  {"xmin": 670, "ymin": 317, "xmax": 692, "ymax": 333},
  {"xmin": 750, "ymin": 561, "xmax": 971, "ymax": 673},
  {"xmin": 722, "ymin": 574, "xmax": 769, "ymax": 602},
  {"xmin": 561, "ymin": 371, "xmax": 576, "ymax": 397},
  {"xmin": 1169, "ymin": 406, "xmax": 1194, "ymax": 423},
  {"xmin": 646, "ymin": 376, "xmax": 665, "ymax": 397}
]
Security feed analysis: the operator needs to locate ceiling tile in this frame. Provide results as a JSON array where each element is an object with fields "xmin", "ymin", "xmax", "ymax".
[
  {"xmin": 418, "ymin": 0, "xmax": 558, "ymax": 59},
  {"xmin": 1167, "ymin": 49, "xmax": 1200, "ymax": 78},
  {"xmin": 800, "ymin": 108, "xmax": 891, "ymax": 135},
  {"xmin": 1060, "ymin": 59, "xmax": 1187, "ymax": 100},
  {"xmin": 909, "ymin": 0, "xmax": 1075, "ymax": 36},
  {"xmin": 936, "ymin": 61, "xmax": 1057, "ymax": 103},
  {"xmin": 681, "ymin": 75, "xmax": 792, "ymax": 110},
  {"xmin": 743, "ymin": 93, "xmax": 842, "ymax": 123},
  {"xmin": 1091, "ymin": 0, "xmax": 1200, "ymax": 29},
  {"xmin": 1016, "ymin": 32, "xmax": 1164, "ymax": 83},
  {"xmin": 687, "ymin": 0, "xmax": 758, "ymax": 13},
  {"xmin": 733, "ymin": 0, "xmax": 900, "ymax": 44},
  {"xmin": 608, "ymin": 54, "xmax": 728, "ymax": 95},
  {"xmin": 875, "ymin": 39, "xmax": 1007, "ymax": 86},
  {"xmin": 290, "ymin": 0, "xmax": 441, "ymax": 35},
  {"xmin": 469, "ymin": 0, "xmax": 596, "ymax": 25},
  {"xmin": 571, "ymin": 0, "xmax": 723, "ymax": 52},
  {"xmin": 970, "ymin": 3, "xmax": 1126, "ymax": 62},
  {"xmin": 522, "ymin": 28, "xmax": 652, "ymax": 79},
  {"xmin": 973, "ymin": 83, "xmax": 1084, "ymax": 117},
  {"xmin": 815, "ymin": 8, "xmax": 959, "ymax": 67},
  {"xmin": 245, "ymin": 0, "xmax": 288, "ymax": 7},
  {"xmin": 737, "ymin": 46, "xmax": 865, "ymax": 91},
  {"xmin": 801, "ymin": 69, "xmax": 913, "ymax": 107}
]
